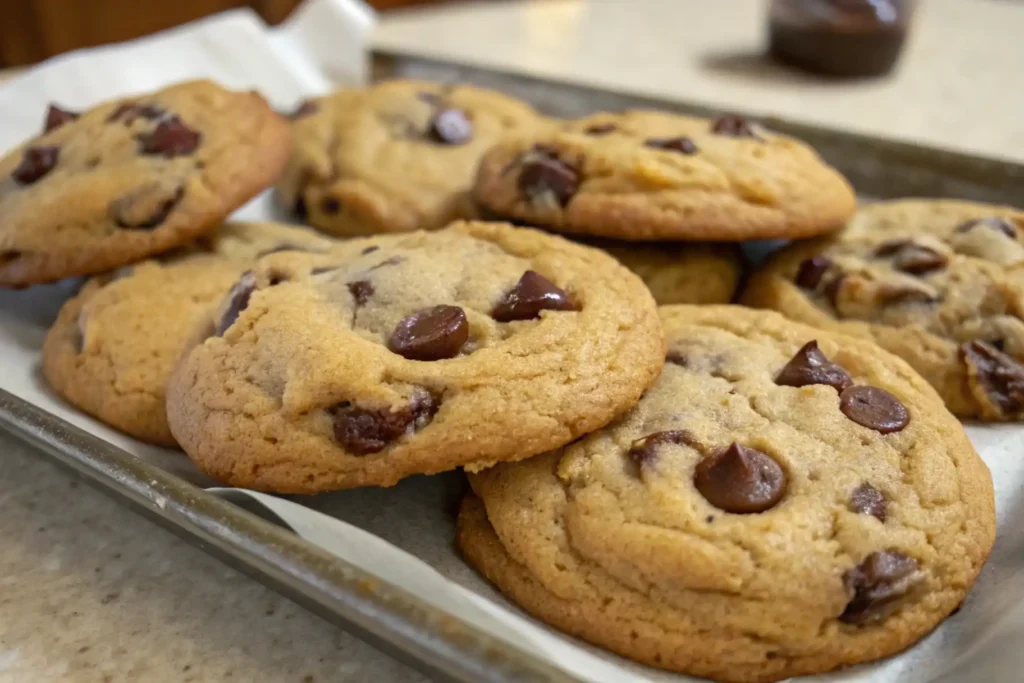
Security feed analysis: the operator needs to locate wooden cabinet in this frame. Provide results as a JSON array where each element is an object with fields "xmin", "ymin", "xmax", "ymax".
[{"xmin": 0, "ymin": 0, "xmax": 454, "ymax": 66}]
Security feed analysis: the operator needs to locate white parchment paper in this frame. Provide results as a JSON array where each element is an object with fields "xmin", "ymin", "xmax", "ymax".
[{"xmin": 0, "ymin": 2, "xmax": 1020, "ymax": 680}]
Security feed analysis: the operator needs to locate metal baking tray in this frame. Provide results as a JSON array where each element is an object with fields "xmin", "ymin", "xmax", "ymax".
[{"xmin": 2, "ymin": 49, "xmax": 1023, "ymax": 683}]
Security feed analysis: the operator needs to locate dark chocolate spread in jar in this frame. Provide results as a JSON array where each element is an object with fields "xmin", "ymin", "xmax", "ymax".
[{"xmin": 768, "ymin": 0, "xmax": 913, "ymax": 78}]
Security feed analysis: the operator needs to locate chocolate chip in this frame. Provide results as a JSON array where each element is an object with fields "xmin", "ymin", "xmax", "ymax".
[
  {"xmin": 267, "ymin": 271, "xmax": 288, "ymax": 286},
  {"xmin": 956, "ymin": 217, "xmax": 1017, "ymax": 239},
  {"xmin": 849, "ymin": 483, "xmax": 887, "ymax": 521},
  {"xmin": 644, "ymin": 137, "xmax": 698, "ymax": 155},
  {"xmin": 294, "ymin": 196, "xmax": 308, "ymax": 220},
  {"xmin": 665, "ymin": 352, "xmax": 688, "ymax": 366},
  {"xmin": 428, "ymin": 108, "xmax": 472, "ymax": 145},
  {"xmin": 310, "ymin": 265, "xmax": 340, "ymax": 276},
  {"xmin": 107, "ymin": 102, "xmax": 165, "ymax": 124},
  {"xmin": 347, "ymin": 280, "xmax": 374, "ymax": 306},
  {"xmin": 961, "ymin": 340, "xmax": 1024, "ymax": 415},
  {"xmin": 388, "ymin": 305, "xmax": 469, "ymax": 361},
  {"xmin": 216, "ymin": 271, "xmax": 257, "ymax": 336},
  {"xmin": 12, "ymin": 146, "xmax": 59, "ymax": 185},
  {"xmin": 693, "ymin": 443, "xmax": 786, "ymax": 514},
  {"xmin": 110, "ymin": 183, "xmax": 184, "ymax": 230},
  {"xmin": 321, "ymin": 197, "xmax": 341, "ymax": 215},
  {"xmin": 839, "ymin": 386, "xmax": 910, "ymax": 433},
  {"xmin": 795, "ymin": 255, "xmax": 832, "ymax": 289},
  {"xmin": 137, "ymin": 116, "xmax": 201, "ymax": 158},
  {"xmin": 710, "ymin": 114, "xmax": 760, "ymax": 139},
  {"xmin": 330, "ymin": 391, "xmax": 437, "ymax": 455},
  {"xmin": 627, "ymin": 430, "xmax": 700, "ymax": 467},
  {"xmin": 517, "ymin": 148, "xmax": 580, "ymax": 208},
  {"xmin": 584, "ymin": 123, "xmax": 617, "ymax": 136},
  {"xmin": 44, "ymin": 104, "xmax": 79, "ymax": 133},
  {"xmin": 874, "ymin": 240, "xmax": 948, "ymax": 275},
  {"xmin": 492, "ymin": 271, "xmax": 577, "ymax": 322},
  {"xmin": 775, "ymin": 340, "xmax": 853, "ymax": 391},
  {"xmin": 289, "ymin": 100, "xmax": 318, "ymax": 120},
  {"xmin": 0, "ymin": 250, "xmax": 22, "ymax": 266},
  {"xmin": 361, "ymin": 246, "xmax": 379, "ymax": 255},
  {"xmin": 840, "ymin": 551, "xmax": 921, "ymax": 624}
]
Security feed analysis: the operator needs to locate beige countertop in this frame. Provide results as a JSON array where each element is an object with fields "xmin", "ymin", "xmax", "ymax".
[{"xmin": 3, "ymin": 1, "xmax": 1024, "ymax": 682}]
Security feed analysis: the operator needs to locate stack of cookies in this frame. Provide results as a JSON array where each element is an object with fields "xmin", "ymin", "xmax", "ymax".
[{"xmin": 3, "ymin": 77, "xmax": 1006, "ymax": 683}]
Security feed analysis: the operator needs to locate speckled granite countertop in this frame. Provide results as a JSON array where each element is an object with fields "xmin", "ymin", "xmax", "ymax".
[{"xmin": 3, "ymin": 1, "xmax": 1024, "ymax": 681}]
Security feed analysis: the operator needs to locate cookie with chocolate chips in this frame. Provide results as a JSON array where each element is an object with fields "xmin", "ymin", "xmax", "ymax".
[
  {"xmin": 744, "ymin": 199, "xmax": 1024, "ymax": 421},
  {"xmin": 275, "ymin": 80, "xmax": 545, "ymax": 237},
  {"xmin": 472, "ymin": 109, "xmax": 856, "ymax": 242},
  {"xmin": 459, "ymin": 305, "xmax": 994, "ymax": 683},
  {"xmin": 0, "ymin": 80, "xmax": 291, "ymax": 287},
  {"xmin": 165, "ymin": 220, "xmax": 664, "ymax": 492},
  {"xmin": 42, "ymin": 222, "xmax": 333, "ymax": 445}
]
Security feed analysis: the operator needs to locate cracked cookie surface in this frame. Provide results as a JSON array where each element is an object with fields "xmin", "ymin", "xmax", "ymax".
[
  {"xmin": 276, "ymin": 79, "xmax": 544, "ymax": 237},
  {"xmin": 42, "ymin": 222, "xmax": 333, "ymax": 445},
  {"xmin": 459, "ymin": 305, "xmax": 994, "ymax": 683},
  {"xmin": 472, "ymin": 110, "xmax": 855, "ymax": 242},
  {"xmin": 166, "ymin": 220, "xmax": 663, "ymax": 492},
  {"xmin": 743, "ymin": 199, "xmax": 1024, "ymax": 420},
  {"xmin": 0, "ymin": 80, "xmax": 291, "ymax": 287}
]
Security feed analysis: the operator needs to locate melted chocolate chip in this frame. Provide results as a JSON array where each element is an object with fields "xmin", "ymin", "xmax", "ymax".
[
  {"xmin": 874, "ymin": 240, "xmax": 948, "ymax": 275},
  {"xmin": 956, "ymin": 217, "xmax": 1017, "ymax": 239},
  {"xmin": 644, "ymin": 136, "xmax": 698, "ymax": 155},
  {"xmin": 13, "ymin": 146, "xmax": 59, "ymax": 185},
  {"xmin": 775, "ymin": 340, "xmax": 853, "ymax": 392},
  {"xmin": 330, "ymin": 392, "xmax": 437, "ymax": 455},
  {"xmin": 584, "ymin": 123, "xmax": 617, "ymax": 136},
  {"xmin": 107, "ymin": 102, "xmax": 165, "ymax": 124},
  {"xmin": 627, "ymin": 430, "xmax": 700, "ymax": 467},
  {"xmin": 839, "ymin": 386, "xmax": 910, "ymax": 433},
  {"xmin": 347, "ymin": 280, "xmax": 374, "ymax": 306},
  {"xmin": 289, "ymin": 100, "xmax": 318, "ymax": 120},
  {"xmin": 216, "ymin": 271, "xmax": 257, "ymax": 336},
  {"xmin": 492, "ymin": 271, "xmax": 577, "ymax": 322},
  {"xmin": 795, "ymin": 255, "xmax": 832, "ymax": 289},
  {"xmin": 320, "ymin": 197, "xmax": 341, "ymax": 215},
  {"xmin": 960, "ymin": 340, "xmax": 1024, "ymax": 415},
  {"xmin": 137, "ymin": 116, "xmax": 201, "ymax": 158},
  {"xmin": 517, "ymin": 147, "xmax": 580, "ymax": 208},
  {"xmin": 388, "ymin": 305, "xmax": 469, "ymax": 361},
  {"xmin": 840, "ymin": 551, "xmax": 921, "ymax": 624},
  {"xmin": 710, "ymin": 115, "xmax": 760, "ymax": 139},
  {"xmin": 110, "ymin": 184, "xmax": 184, "ymax": 230},
  {"xmin": 428, "ymin": 108, "xmax": 472, "ymax": 145},
  {"xmin": 44, "ymin": 104, "xmax": 79, "ymax": 133},
  {"xmin": 693, "ymin": 443, "xmax": 786, "ymax": 514},
  {"xmin": 849, "ymin": 483, "xmax": 887, "ymax": 521}
]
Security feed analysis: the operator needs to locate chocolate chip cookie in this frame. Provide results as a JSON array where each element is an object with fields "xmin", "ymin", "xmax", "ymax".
[
  {"xmin": 166, "ymin": 221, "xmax": 664, "ymax": 492},
  {"xmin": 42, "ymin": 222, "xmax": 333, "ymax": 445},
  {"xmin": 743, "ymin": 199, "xmax": 1024, "ymax": 421},
  {"xmin": 275, "ymin": 80, "xmax": 545, "ymax": 237},
  {"xmin": 0, "ymin": 80, "xmax": 291, "ymax": 287},
  {"xmin": 459, "ymin": 305, "xmax": 994, "ymax": 683},
  {"xmin": 472, "ymin": 110, "xmax": 856, "ymax": 242}
]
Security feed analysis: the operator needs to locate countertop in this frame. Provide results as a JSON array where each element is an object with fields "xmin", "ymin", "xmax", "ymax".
[{"xmin": 3, "ymin": 1, "xmax": 1024, "ymax": 682}]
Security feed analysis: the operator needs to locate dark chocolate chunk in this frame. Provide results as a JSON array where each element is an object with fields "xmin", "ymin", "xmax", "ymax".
[
  {"xmin": 137, "ymin": 116, "xmax": 201, "ymax": 158},
  {"xmin": 517, "ymin": 147, "xmax": 580, "ymax": 207},
  {"xmin": 795, "ymin": 255, "xmax": 832, "ymax": 289},
  {"xmin": 840, "ymin": 551, "xmax": 921, "ymax": 624},
  {"xmin": 644, "ymin": 136, "xmax": 698, "ymax": 155},
  {"xmin": 873, "ymin": 240, "xmax": 948, "ymax": 275},
  {"xmin": 960, "ymin": 340, "xmax": 1024, "ymax": 416},
  {"xmin": 839, "ymin": 385, "xmax": 910, "ymax": 433},
  {"xmin": 492, "ymin": 271, "xmax": 577, "ymax": 322},
  {"xmin": 428, "ymin": 108, "xmax": 472, "ymax": 145},
  {"xmin": 627, "ymin": 429, "xmax": 700, "ymax": 467},
  {"xmin": 107, "ymin": 102, "xmax": 165, "ymax": 124},
  {"xmin": 44, "ymin": 104, "xmax": 79, "ymax": 133},
  {"xmin": 289, "ymin": 100, "xmax": 318, "ymax": 120},
  {"xmin": 330, "ymin": 391, "xmax": 437, "ymax": 455},
  {"xmin": 12, "ymin": 146, "xmax": 59, "ymax": 185},
  {"xmin": 216, "ymin": 271, "xmax": 257, "ymax": 336},
  {"xmin": 110, "ymin": 184, "xmax": 184, "ymax": 230},
  {"xmin": 388, "ymin": 305, "xmax": 469, "ymax": 361},
  {"xmin": 347, "ymin": 280, "xmax": 374, "ymax": 306},
  {"xmin": 584, "ymin": 123, "xmax": 617, "ymax": 136},
  {"xmin": 775, "ymin": 340, "xmax": 853, "ymax": 392},
  {"xmin": 849, "ymin": 482, "xmax": 887, "ymax": 521},
  {"xmin": 693, "ymin": 443, "xmax": 786, "ymax": 514},
  {"xmin": 710, "ymin": 114, "xmax": 760, "ymax": 139},
  {"xmin": 956, "ymin": 217, "xmax": 1017, "ymax": 239}
]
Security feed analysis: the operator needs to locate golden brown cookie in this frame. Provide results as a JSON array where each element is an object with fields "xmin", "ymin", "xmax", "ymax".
[
  {"xmin": 42, "ymin": 222, "xmax": 334, "ymax": 445},
  {"xmin": 460, "ymin": 305, "xmax": 995, "ymax": 683},
  {"xmin": 473, "ymin": 110, "xmax": 855, "ymax": 242},
  {"xmin": 276, "ymin": 80, "xmax": 545, "ymax": 237},
  {"xmin": 743, "ymin": 199, "xmax": 1024, "ymax": 420},
  {"xmin": 166, "ymin": 221, "xmax": 664, "ymax": 492},
  {"xmin": 0, "ymin": 80, "xmax": 291, "ymax": 287}
]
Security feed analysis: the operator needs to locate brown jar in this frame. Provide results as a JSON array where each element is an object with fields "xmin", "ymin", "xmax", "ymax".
[{"xmin": 768, "ymin": 0, "xmax": 914, "ymax": 78}]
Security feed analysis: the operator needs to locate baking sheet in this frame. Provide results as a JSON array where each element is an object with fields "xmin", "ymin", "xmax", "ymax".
[{"xmin": 1, "ymin": 3, "xmax": 1023, "ymax": 681}]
